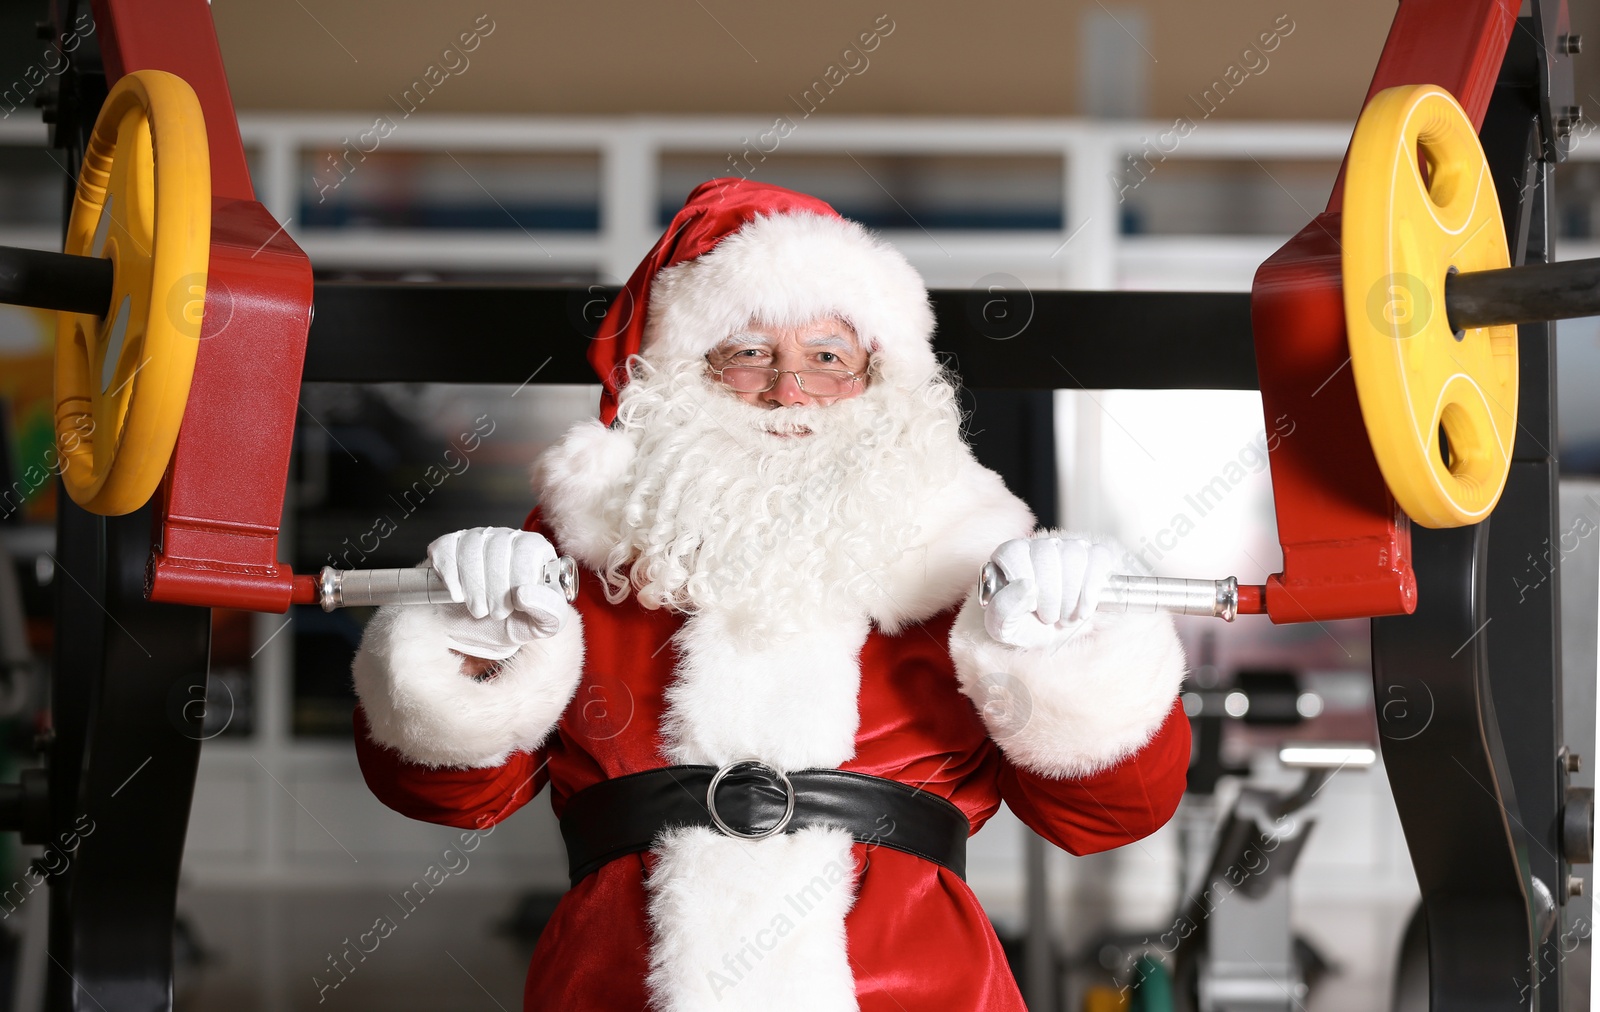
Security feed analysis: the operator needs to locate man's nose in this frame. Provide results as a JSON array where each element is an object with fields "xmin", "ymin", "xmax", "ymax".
[{"xmin": 763, "ymin": 370, "xmax": 812, "ymax": 407}]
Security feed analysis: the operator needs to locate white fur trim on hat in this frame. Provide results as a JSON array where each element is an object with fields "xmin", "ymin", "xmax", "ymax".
[
  {"xmin": 642, "ymin": 211, "xmax": 941, "ymax": 389},
  {"xmin": 352, "ymin": 602, "xmax": 584, "ymax": 768},
  {"xmin": 947, "ymin": 532, "xmax": 1188, "ymax": 779}
]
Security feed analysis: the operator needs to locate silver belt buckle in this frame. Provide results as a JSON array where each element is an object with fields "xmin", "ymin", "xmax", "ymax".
[{"xmin": 706, "ymin": 759, "xmax": 796, "ymax": 841}]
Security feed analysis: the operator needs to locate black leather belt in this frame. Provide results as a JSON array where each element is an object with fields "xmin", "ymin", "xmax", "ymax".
[{"xmin": 559, "ymin": 760, "xmax": 970, "ymax": 885}]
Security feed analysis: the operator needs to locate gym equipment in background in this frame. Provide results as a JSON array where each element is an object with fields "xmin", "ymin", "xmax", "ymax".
[{"xmin": 0, "ymin": 0, "xmax": 1584, "ymax": 1008}]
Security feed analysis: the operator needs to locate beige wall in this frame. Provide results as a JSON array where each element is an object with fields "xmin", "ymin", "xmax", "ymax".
[{"xmin": 213, "ymin": 1, "xmax": 1408, "ymax": 121}]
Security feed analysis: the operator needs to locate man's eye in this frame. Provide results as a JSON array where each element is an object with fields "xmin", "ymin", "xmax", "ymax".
[{"xmin": 817, "ymin": 352, "xmax": 840, "ymax": 364}]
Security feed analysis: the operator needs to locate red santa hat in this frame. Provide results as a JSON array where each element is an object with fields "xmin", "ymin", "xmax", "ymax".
[{"xmin": 587, "ymin": 178, "xmax": 940, "ymax": 424}]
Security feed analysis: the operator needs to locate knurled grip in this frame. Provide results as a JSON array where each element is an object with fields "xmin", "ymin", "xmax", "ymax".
[
  {"xmin": 316, "ymin": 556, "xmax": 579, "ymax": 612},
  {"xmin": 978, "ymin": 565, "xmax": 1238, "ymax": 622}
]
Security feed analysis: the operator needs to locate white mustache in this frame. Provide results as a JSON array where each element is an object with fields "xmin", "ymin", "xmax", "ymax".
[
  {"xmin": 591, "ymin": 358, "xmax": 966, "ymax": 633},
  {"xmin": 756, "ymin": 417, "xmax": 814, "ymax": 436}
]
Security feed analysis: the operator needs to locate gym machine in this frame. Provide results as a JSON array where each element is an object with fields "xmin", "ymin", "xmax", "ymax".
[{"xmin": 0, "ymin": 0, "xmax": 1588, "ymax": 1008}]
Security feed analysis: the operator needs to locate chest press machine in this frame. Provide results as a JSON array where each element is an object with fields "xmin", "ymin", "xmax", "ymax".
[{"xmin": 0, "ymin": 0, "xmax": 1591, "ymax": 1008}]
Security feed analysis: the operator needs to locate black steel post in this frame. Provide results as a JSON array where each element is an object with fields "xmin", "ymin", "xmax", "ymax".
[
  {"xmin": 36, "ymin": 7, "xmax": 212, "ymax": 1010},
  {"xmin": 965, "ymin": 388, "xmax": 1060, "ymax": 1012},
  {"xmin": 0, "ymin": 245, "xmax": 111, "ymax": 317},
  {"xmin": 1448, "ymin": 256, "xmax": 1600, "ymax": 330},
  {"xmin": 1372, "ymin": 522, "xmax": 1536, "ymax": 1011},
  {"xmin": 1368, "ymin": 16, "xmax": 1573, "ymax": 1011},
  {"xmin": 1478, "ymin": 15, "xmax": 1571, "ymax": 1009},
  {"xmin": 1481, "ymin": 144, "xmax": 1571, "ymax": 1012},
  {"xmin": 43, "ymin": 501, "xmax": 210, "ymax": 1012}
]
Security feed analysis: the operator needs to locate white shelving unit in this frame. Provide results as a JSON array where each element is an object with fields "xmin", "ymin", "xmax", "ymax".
[{"xmin": 0, "ymin": 113, "xmax": 1586, "ymax": 940}]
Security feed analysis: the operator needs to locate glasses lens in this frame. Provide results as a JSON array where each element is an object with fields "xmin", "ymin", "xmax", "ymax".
[
  {"xmin": 720, "ymin": 366, "xmax": 776, "ymax": 392},
  {"xmin": 797, "ymin": 370, "xmax": 855, "ymax": 395}
]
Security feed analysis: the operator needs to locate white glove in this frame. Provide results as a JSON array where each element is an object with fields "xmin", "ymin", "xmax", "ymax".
[
  {"xmin": 984, "ymin": 536, "xmax": 1115, "ymax": 649},
  {"xmin": 426, "ymin": 527, "xmax": 571, "ymax": 660}
]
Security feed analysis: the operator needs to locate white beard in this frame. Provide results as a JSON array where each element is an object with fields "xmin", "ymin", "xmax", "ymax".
[{"xmin": 591, "ymin": 358, "xmax": 970, "ymax": 646}]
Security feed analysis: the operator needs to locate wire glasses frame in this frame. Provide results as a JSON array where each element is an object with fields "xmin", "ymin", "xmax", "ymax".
[{"xmin": 705, "ymin": 359, "xmax": 866, "ymax": 396}]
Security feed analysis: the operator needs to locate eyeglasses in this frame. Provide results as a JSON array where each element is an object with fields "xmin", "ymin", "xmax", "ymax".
[{"xmin": 706, "ymin": 362, "xmax": 865, "ymax": 397}]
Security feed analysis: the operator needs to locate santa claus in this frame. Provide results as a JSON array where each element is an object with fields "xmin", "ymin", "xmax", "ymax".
[{"xmin": 351, "ymin": 179, "xmax": 1190, "ymax": 1011}]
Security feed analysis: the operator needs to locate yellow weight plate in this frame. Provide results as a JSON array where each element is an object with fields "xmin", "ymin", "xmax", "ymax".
[
  {"xmin": 54, "ymin": 70, "xmax": 209, "ymax": 516},
  {"xmin": 1342, "ymin": 84, "xmax": 1516, "ymax": 529}
]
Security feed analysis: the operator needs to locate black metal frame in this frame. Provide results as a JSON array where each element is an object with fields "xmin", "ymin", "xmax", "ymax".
[
  {"xmin": 17, "ymin": 4, "xmax": 1584, "ymax": 1012},
  {"xmin": 1369, "ymin": 14, "xmax": 1580, "ymax": 1011},
  {"xmin": 301, "ymin": 283, "xmax": 1259, "ymax": 389},
  {"xmin": 32, "ymin": 5, "xmax": 213, "ymax": 1009},
  {"xmin": 1482, "ymin": 19, "xmax": 1573, "ymax": 1008}
]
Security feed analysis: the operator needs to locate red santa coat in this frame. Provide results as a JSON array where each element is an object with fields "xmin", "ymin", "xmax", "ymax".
[{"xmin": 353, "ymin": 514, "xmax": 1190, "ymax": 1011}]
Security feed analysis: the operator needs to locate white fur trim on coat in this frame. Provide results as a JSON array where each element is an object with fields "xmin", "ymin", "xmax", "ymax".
[
  {"xmin": 646, "ymin": 824, "xmax": 859, "ymax": 1012},
  {"xmin": 352, "ymin": 603, "xmax": 584, "ymax": 769},
  {"xmin": 643, "ymin": 212, "xmax": 942, "ymax": 390},
  {"xmin": 947, "ymin": 533, "xmax": 1187, "ymax": 779},
  {"xmin": 531, "ymin": 417, "xmax": 637, "ymax": 571},
  {"xmin": 660, "ymin": 609, "xmax": 870, "ymax": 771},
  {"xmin": 865, "ymin": 457, "xmax": 1035, "ymax": 634}
]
